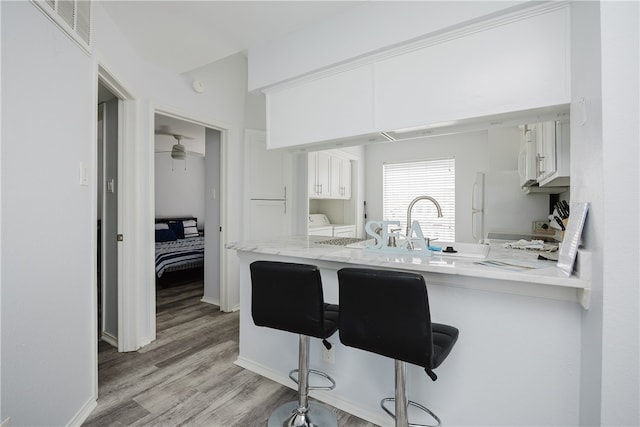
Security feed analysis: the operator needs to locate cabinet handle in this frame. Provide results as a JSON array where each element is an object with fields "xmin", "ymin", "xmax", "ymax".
[
  {"xmin": 536, "ymin": 154, "xmax": 546, "ymax": 177},
  {"xmin": 283, "ymin": 186, "xmax": 287, "ymax": 214}
]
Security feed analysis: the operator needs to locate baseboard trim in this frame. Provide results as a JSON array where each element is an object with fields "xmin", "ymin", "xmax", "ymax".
[
  {"xmin": 200, "ymin": 296, "xmax": 220, "ymax": 306},
  {"xmin": 66, "ymin": 396, "xmax": 97, "ymax": 427},
  {"xmin": 234, "ymin": 356, "xmax": 389, "ymax": 426},
  {"xmin": 100, "ymin": 331, "xmax": 118, "ymax": 348}
]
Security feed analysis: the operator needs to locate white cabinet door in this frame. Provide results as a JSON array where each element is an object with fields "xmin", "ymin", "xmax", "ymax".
[
  {"xmin": 308, "ymin": 152, "xmax": 318, "ymax": 196},
  {"xmin": 316, "ymin": 152, "xmax": 331, "ymax": 197},
  {"xmin": 537, "ymin": 120, "xmax": 570, "ymax": 187},
  {"xmin": 340, "ymin": 159, "xmax": 352, "ymax": 199},
  {"xmin": 330, "ymin": 155, "xmax": 342, "ymax": 197},
  {"xmin": 535, "ymin": 121, "xmax": 557, "ymax": 182},
  {"xmin": 309, "ymin": 152, "xmax": 331, "ymax": 198},
  {"xmin": 374, "ymin": 5, "xmax": 570, "ymax": 132},
  {"xmin": 244, "ymin": 130, "xmax": 292, "ymax": 239},
  {"xmin": 266, "ymin": 65, "xmax": 375, "ymax": 149},
  {"xmin": 518, "ymin": 125, "xmax": 538, "ymax": 187}
]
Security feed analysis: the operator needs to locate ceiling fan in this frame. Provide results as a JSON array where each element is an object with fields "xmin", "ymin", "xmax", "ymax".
[{"xmin": 154, "ymin": 128, "xmax": 203, "ymax": 159}]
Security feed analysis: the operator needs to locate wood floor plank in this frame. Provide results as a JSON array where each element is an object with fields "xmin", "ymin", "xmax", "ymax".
[{"xmin": 84, "ymin": 280, "xmax": 380, "ymax": 427}]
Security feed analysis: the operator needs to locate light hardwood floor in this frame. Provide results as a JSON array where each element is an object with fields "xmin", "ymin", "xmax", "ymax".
[{"xmin": 84, "ymin": 280, "xmax": 379, "ymax": 427}]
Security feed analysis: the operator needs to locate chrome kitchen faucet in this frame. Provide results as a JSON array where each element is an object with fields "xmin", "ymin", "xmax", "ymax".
[{"xmin": 406, "ymin": 196, "xmax": 443, "ymax": 237}]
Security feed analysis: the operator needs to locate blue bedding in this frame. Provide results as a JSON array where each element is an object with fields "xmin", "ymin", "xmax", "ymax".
[{"xmin": 155, "ymin": 235, "xmax": 204, "ymax": 278}]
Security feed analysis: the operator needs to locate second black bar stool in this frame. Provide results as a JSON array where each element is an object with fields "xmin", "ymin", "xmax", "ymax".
[
  {"xmin": 338, "ymin": 267, "xmax": 459, "ymax": 427},
  {"xmin": 250, "ymin": 261, "xmax": 339, "ymax": 427}
]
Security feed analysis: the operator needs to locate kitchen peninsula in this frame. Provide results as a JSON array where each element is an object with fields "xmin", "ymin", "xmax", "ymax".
[{"xmin": 228, "ymin": 236, "xmax": 589, "ymax": 426}]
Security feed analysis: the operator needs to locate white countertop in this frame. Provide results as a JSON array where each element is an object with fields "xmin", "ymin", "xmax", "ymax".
[{"xmin": 226, "ymin": 235, "xmax": 590, "ymax": 292}]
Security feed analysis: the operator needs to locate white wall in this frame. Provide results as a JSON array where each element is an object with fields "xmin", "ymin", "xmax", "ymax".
[
  {"xmin": 1, "ymin": 2, "xmax": 252, "ymax": 425},
  {"xmin": 570, "ymin": 3, "xmax": 605, "ymax": 425},
  {"xmin": 154, "ymin": 154, "xmax": 206, "ymax": 227},
  {"xmin": 599, "ymin": 2, "xmax": 639, "ymax": 425},
  {"xmin": 1, "ymin": 3, "xmax": 95, "ymax": 425}
]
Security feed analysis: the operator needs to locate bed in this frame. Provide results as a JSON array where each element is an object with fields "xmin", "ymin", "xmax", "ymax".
[{"xmin": 155, "ymin": 217, "xmax": 204, "ymax": 285}]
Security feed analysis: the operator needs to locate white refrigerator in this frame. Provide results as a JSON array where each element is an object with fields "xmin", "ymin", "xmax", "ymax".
[{"xmin": 472, "ymin": 171, "xmax": 550, "ymax": 242}]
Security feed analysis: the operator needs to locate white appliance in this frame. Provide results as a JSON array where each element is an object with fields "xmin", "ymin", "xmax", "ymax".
[
  {"xmin": 472, "ymin": 171, "xmax": 550, "ymax": 242},
  {"xmin": 308, "ymin": 214, "xmax": 356, "ymax": 237}
]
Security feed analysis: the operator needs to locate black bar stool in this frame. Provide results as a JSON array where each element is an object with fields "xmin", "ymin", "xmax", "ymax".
[
  {"xmin": 250, "ymin": 261, "xmax": 339, "ymax": 427},
  {"xmin": 337, "ymin": 268, "xmax": 459, "ymax": 427}
]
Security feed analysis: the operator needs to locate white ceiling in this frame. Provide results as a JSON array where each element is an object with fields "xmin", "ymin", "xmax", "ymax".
[{"xmin": 101, "ymin": 1, "xmax": 363, "ymax": 74}]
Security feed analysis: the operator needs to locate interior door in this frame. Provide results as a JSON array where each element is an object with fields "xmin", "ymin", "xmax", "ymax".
[
  {"xmin": 244, "ymin": 129, "xmax": 292, "ymax": 239},
  {"xmin": 101, "ymin": 97, "xmax": 119, "ymax": 345}
]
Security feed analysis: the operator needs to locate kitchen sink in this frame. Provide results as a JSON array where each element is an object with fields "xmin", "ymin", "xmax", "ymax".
[
  {"xmin": 430, "ymin": 242, "xmax": 491, "ymax": 259},
  {"xmin": 347, "ymin": 239, "xmax": 491, "ymax": 259}
]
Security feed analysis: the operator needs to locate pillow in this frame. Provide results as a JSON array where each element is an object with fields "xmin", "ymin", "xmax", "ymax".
[
  {"xmin": 155, "ymin": 229, "xmax": 177, "ymax": 242},
  {"xmin": 168, "ymin": 221, "xmax": 185, "ymax": 239},
  {"xmin": 155, "ymin": 223, "xmax": 169, "ymax": 230},
  {"xmin": 183, "ymin": 219, "xmax": 199, "ymax": 238}
]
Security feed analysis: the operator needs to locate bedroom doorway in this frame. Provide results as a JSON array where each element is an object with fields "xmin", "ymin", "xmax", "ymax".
[{"xmin": 153, "ymin": 112, "xmax": 222, "ymax": 312}]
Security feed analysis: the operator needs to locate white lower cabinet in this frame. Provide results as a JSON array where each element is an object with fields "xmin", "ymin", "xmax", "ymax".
[{"xmin": 333, "ymin": 225, "xmax": 356, "ymax": 238}]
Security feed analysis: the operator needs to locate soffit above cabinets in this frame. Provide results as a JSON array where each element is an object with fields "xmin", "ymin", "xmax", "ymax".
[{"xmin": 265, "ymin": 2, "xmax": 571, "ymax": 151}]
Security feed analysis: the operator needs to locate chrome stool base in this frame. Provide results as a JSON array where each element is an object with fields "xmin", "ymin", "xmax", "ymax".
[
  {"xmin": 267, "ymin": 401, "xmax": 338, "ymax": 427},
  {"xmin": 380, "ymin": 360, "xmax": 442, "ymax": 427},
  {"xmin": 381, "ymin": 397, "xmax": 441, "ymax": 427}
]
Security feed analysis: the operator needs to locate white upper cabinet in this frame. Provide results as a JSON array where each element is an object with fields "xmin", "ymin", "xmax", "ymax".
[
  {"xmin": 309, "ymin": 151, "xmax": 352, "ymax": 200},
  {"xmin": 374, "ymin": 6, "xmax": 570, "ymax": 131},
  {"xmin": 308, "ymin": 151, "xmax": 332, "ymax": 197},
  {"xmin": 266, "ymin": 65, "xmax": 375, "ymax": 149},
  {"xmin": 264, "ymin": 3, "xmax": 570, "ymax": 150},
  {"xmin": 518, "ymin": 125, "xmax": 538, "ymax": 187},
  {"xmin": 535, "ymin": 120, "xmax": 570, "ymax": 187}
]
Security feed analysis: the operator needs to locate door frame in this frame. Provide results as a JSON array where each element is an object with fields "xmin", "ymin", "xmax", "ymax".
[
  {"xmin": 97, "ymin": 65, "xmax": 137, "ymax": 355},
  {"xmin": 147, "ymin": 105, "xmax": 230, "ymax": 341}
]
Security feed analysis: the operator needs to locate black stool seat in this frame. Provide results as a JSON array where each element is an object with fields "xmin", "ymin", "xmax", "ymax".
[
  {"xmin": 251, "ymin": 261, "xmax": 339, "ymax": 342},
  {"xmin": 250, "ymin": 261, "xmax": 339, "ymax": 427},
  {"xmin": 338, "ymin": 267, "xmax": 459, "ymax": 427}
]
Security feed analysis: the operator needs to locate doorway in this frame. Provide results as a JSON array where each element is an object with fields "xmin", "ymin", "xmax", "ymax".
[{"xmin": 152, "ymin": 112, "xmax": 222, "ymax": 313}]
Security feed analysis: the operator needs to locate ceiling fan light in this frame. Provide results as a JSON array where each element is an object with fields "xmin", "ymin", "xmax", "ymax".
[{"xmin": 171, "ymin": 144, "xmax": 186, "ymax": 159}]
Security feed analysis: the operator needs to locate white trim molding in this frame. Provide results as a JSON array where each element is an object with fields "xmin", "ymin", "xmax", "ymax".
[{"xmin": 65, "ymin": 397, "xmax": 97, "ymax": 427}]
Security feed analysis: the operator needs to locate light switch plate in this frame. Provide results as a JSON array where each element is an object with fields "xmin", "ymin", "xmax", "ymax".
[{"xmin": 78, "ymin": 162, "xmax": 88, "ymax": 186}]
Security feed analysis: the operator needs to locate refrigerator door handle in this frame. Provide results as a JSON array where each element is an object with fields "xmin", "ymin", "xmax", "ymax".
[{"xmin": 471, "ymin": 174, "xmax": 485, "ymax": 243}]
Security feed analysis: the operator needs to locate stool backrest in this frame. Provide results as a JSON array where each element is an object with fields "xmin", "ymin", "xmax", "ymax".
[
  {"xmin": 250, "ymin": 261, "xmax": 326, "ymax": 338},
  {"xmin": 338, "ymin": 268, "xmax": 434, "ymax": 369}
]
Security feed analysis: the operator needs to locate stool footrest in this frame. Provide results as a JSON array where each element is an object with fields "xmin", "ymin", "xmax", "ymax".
[
  {"xmin": 381, "ymin": 397, "xmax": 442, "ymax": 427},
  {"xmin": 267, "ymin": 401, "xmax": 337, "ymax": 427},
  {"xmin": 289, "ymin": 368, "xmax": 336, "ymax": 391}
]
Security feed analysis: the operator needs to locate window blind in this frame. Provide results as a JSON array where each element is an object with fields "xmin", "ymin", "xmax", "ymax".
[{"xmin": 383, "ymin": 158, "xmax": 455, "ymax": 241}]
